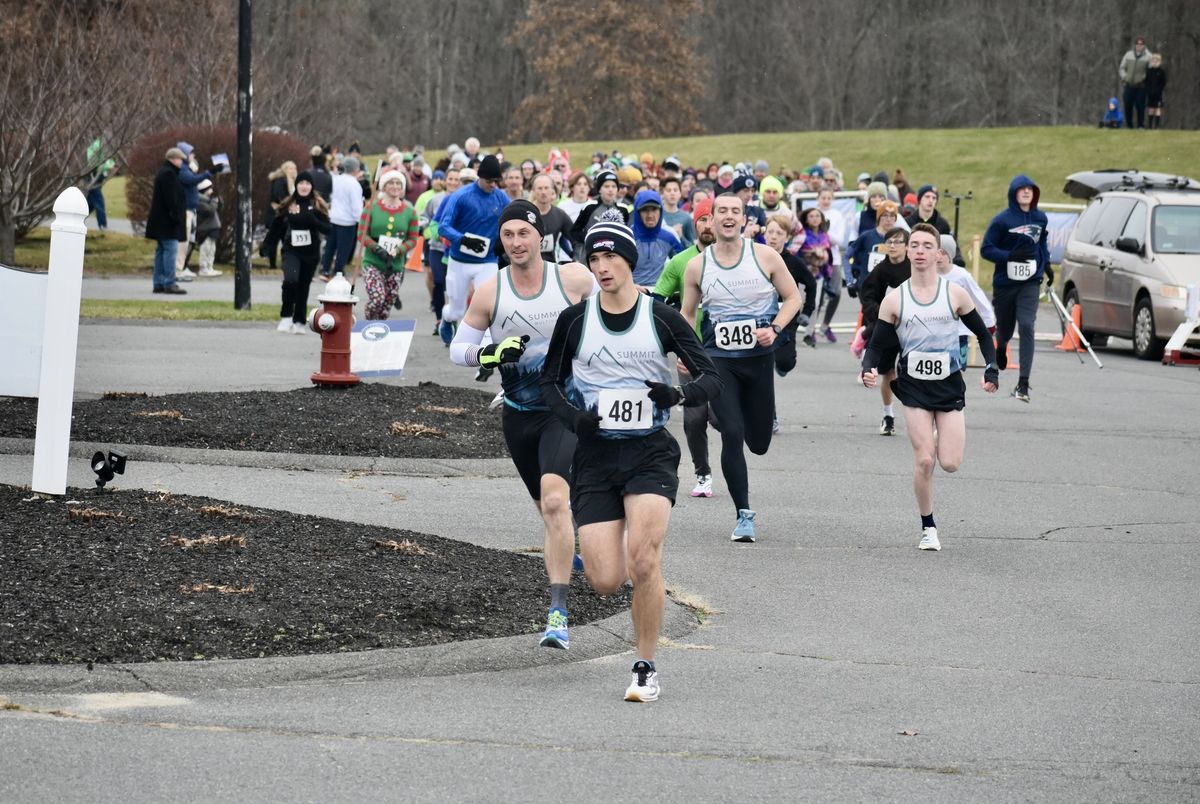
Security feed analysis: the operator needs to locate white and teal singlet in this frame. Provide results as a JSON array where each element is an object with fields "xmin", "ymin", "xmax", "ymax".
[
  {"xmin": 570, "ymin": 293, "xmax": 673, "ymax": 439},
  {"xmin": 698, "ymin": 238, "xmax": 780, "ymax": 358},
  {"xmin": 490, "ymin": 261, "xmax": 572, "ymax": 411},
  {"xmin": 897, "ymin": 276, "xmax": 962, "ymax": 380}
]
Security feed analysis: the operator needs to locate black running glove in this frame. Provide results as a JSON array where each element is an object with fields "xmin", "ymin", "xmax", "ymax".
[
  {"xmin": 370, "ymin": 244, "xmax": 393, "ymax": 265},
  {"xmin": 1008, "ymin": 241, "xmax": 1035, "ymax": 262},
  {"xmin": 644, "ymin": 379, "xmax": 682, "ymax": 409},
  {"xmin": 1044, "ymin": 266, "xmax": 1055, "ymax": 287},
  {"xmin": 572, "ymin": 409, "xmax": 601, "ymax": 439},
  {"xmin": 479, "ymin": 334, "xmax": 529, "ymax": 367},
  {"xmin": 984, "ymin": 365, "xmax": 999, "ymax": 386},
  {"xmin": 847, "ymin": 282, "xmax": 859, "ymax": 299},
  {"xmin": 460, "ymin": 235, "xmax": 487, "ymax": 254}
]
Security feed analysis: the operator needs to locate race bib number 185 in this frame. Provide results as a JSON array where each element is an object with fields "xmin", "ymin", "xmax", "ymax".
[
  {"xmin": 598, "ymin": 388, "xmax": 653, "ymax": 431},
  {"xmin": 1007, "ymin": 259, "xmax": 1036, "ymax": 281},
  {"xmin": 714, "ymin": 319, "xmax": 756, "ymax": 351}
]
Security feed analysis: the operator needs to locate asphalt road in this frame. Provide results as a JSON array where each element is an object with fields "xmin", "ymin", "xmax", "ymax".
[{"xmin": 2, "ymin": 272, "xmax": 1198, "ymax": 801}]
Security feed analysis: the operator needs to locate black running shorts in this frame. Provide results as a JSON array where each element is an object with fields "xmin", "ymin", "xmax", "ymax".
[
  {"xmin": 890, "ymin": 365, "xmax": 967, "ymax": 412},
  {"xmin": 570, "ymin": 429, "xmax": 681, "ymax": 527},
  {"xmin": 501, "ymin": 407, "xmax": 577, "ymax": 500}
]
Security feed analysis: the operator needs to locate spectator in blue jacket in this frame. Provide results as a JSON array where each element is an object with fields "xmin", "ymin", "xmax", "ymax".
[
  {"xmin": 630, "ymin": 189, "xmax": 682, "ymax": 289},
  {"xmin": 1100, "ymin": 96, "xmax": 1124, "ymax": 128},
  {"xmin": 982, "ymin": 174, "xmax": 1050, "ymax": 403}
]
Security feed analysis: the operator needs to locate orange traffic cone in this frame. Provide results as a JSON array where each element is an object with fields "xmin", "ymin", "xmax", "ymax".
[{"xmin": 1055, "ymin": 304, "xmax": 1086, "ymax": 352}]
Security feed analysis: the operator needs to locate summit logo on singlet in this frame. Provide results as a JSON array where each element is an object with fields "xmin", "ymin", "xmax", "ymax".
[
  {"xmin": 500, "ymin": 309, "xmax": 558, "ymax": 336},
  {"xmin": 584, "ymin": 347, "xmax": 660, "ymax": 367},
  {"xmin": 906, "ymin": 312, "xmax": 954, "ymax": 334},
  {"xmin": 704, "ymin": 276, "xmax": 759, "ymax": 299}
]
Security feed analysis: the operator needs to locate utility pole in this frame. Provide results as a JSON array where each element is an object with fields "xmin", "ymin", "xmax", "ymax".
[{"xmin": 234, "ymin": 0, "xmax": 253, "ymax": 309}]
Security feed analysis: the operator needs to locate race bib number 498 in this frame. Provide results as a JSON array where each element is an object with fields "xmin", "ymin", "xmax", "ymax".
[
  {"xmin": 598, "ymin": 388, "xmax": 653, "ymax": 431},
  {"xmin": 714, "ymin": 319, "xmax": 756, "ymax": 350},
  {"xmin": 908, "ymin": 350, "xmax": 950, "ymax": 380}
]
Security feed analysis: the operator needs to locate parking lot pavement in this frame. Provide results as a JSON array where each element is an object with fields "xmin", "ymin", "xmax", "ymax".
[{"xmin": 2, "ymin": 289, "xmax": 1199, "ymax": 800}]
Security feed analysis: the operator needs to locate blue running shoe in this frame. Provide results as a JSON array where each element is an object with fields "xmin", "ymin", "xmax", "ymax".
[
  {"xmin": 439, "ymin": 318, "xmax": 456, "ymax": 346},
  {"xmin": 572, "ymin": 553, "xmax": 585, "ymax": 573},
  {"xmin": 539, "ymin": 607, "xmax": 569, "ymax": 650},
  {"xmin": 731, "ymin": 509, "xmax": 756, "ymax": 543}
]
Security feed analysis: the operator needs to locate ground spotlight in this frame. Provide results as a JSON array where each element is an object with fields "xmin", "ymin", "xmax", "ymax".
[{"xmin": 91, "ymin": 449, "xmax": 127, "ymax": 492}]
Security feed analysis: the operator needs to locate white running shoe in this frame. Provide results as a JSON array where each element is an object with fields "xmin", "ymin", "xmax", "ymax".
[
  {"xmin": 690, "ymin": 474, "xmax": 712, "ymax": 498},
  {"xmin": 624, "ymin": 660, "xmax": 659, "ymax": 702},
  {"xmin": 489, "ymin": 390, "xmax": 505, "ymax": 410},
  {"xmin": 918, "ymin": 527, "xmax": 941, "ymax": 551},
  {"xmin": 178, "ymin": 267, "xmax": 197, "ymax": 280},
  {"xmin": 276, "ymin": 317, "xmax": 292, "ymax": 333},
  {"xmin": 290, "ymin": 321, "xmax": 308, "ymax": 334},
  {"xmin": 197, "ymin": 267, "xmax": 223, "ymax": 277}
]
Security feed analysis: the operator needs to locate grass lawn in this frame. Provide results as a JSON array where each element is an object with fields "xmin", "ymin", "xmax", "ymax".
[
  {"xmin": 492, "ymin": 126, "xmax": 1200, "ymax": 245},
  {"xmin": 103, "ymin": 175, "xmax": 129, "ymax": 220},
  {"xmin": 80, "ymin": 299, "xmax": 277, "ymax": 322},
  {"xmin": 12, "ymin": 228, "xmax": 273, "ymax": 275}
]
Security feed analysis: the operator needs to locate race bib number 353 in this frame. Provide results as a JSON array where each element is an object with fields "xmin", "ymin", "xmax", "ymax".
[
  {"xmin": 714, "ymin": 319, "xmax": 756, "ymax": 351},
  {"xmin": 598, "ymin": 388, "xmax": 653, "ymax": 431},
  {"xmin": 290, "ymin": 229, "xmax": 312, "ymax": 247},
  {"xmin": 1007, "ymin": 259, "xmax": 1036, "ymax": 281},
  {"xmin": 908, "ymin": 350, "xmax": 950, "ymax": 380}
]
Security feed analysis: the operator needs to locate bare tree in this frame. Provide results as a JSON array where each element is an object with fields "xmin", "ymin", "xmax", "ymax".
[{"xmin": 0, "ymin": 2, "xmax": 168, "ymax": 263}]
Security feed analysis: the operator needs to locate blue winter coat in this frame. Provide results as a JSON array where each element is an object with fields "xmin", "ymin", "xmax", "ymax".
[{"xmin": 630, "ymin": 190, "xmax": 682, "ymax": 286}]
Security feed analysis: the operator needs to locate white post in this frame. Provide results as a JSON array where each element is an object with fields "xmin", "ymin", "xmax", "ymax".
[{"xmin": 31, "ymin": 187, "xmax": 88, "ymax": 495}]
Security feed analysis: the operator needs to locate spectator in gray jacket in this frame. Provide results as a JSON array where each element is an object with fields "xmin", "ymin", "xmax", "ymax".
[{"xmin": 1119, "ymin": 35, "xmax": 1153, "ymax": 129}]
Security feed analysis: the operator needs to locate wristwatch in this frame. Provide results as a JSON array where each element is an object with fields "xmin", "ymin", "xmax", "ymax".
[{"xmin": 769, "ymin": 323, "xmax": 782, "ymax": 335}]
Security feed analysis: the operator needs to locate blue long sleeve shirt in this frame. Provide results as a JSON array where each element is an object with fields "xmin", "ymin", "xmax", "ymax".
[{"xmin": 436, "ymin": 181, "xmax": 508, "ymax": 263}]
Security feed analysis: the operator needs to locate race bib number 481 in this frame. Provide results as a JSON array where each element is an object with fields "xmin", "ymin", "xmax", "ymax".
[
  {"xmin": 1007, "ymin": 259, "xmax": 1036, "ymax": 281},
  {"xmin": 908, "ymin": 350, "xmax": 950, "ymax": 380},
  {"xmin": 714, "ymin": 319, "xmax": 756, "ymax": 350},
  {"xmin": 598, "ymin": 388, "xmax": 653, "ymax": 431}
]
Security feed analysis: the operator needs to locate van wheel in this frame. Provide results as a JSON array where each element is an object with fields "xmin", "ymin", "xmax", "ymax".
[{"xmin": 1132, "ymin": 297, "xmax": 1164, "ymax": 360}]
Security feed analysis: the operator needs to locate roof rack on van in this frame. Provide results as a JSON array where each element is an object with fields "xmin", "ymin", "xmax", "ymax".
[{"xmin": 1064, "ymin": 170, "xmax": 1200, "ymax": 199}]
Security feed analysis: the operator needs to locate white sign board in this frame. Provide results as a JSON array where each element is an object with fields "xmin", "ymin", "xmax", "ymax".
[
  {"xmin": 350, "ymin": 319, "xmax": 415, "ymax": 377},
  {"xmin": 0, "ymin": 266, "xmax": 49, "ymax": 397}
]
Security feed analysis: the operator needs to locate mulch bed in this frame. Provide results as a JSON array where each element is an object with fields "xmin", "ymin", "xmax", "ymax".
[
  {"xmin": 0, "ymin": 484, "xmax": 630, "ymax": 665},
  {"xmin": 0, "ymin": 382, "xmax": 505, "ymax": 459},
  {"xmin": 0, "ymin": 382, "xmax": 634, "ymax": 665}
]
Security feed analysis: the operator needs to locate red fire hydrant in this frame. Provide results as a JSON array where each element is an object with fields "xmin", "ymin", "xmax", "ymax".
[{"xmin": 308, "ymin": 272, "xmax": 360, "ymax": 387}]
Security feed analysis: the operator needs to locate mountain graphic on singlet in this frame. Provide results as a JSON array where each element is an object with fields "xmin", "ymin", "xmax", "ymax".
[
  {"xmin": 703, "ymin": 276, "xmax": 748, "ymax": 302},
  {"xmin": 585, "ymin": 345, "xmax": 624, "ymax": 369},
  {"xmin": 906, "ymin": 314, "xmax": 936, "ymax": 335},
  {"xmin": 499, "ymin": 309, "xmax": 548, "ymax": 337}
]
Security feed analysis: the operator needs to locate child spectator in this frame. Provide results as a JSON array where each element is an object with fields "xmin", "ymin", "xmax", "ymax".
[
  {"xmin": 1100, "ymin": 96, "xmax": 1124, "ymax": 128},
  {"xmin": 1146, "ymin": 54, "xmax": 1167, "ymax": 129},
  {"xmin": 194, "ymin": 180, "xmax": 223, "ymax": 278}
]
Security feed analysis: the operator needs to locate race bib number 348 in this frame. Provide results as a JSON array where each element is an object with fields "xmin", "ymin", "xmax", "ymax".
[
  {"xmin": 714, "ymin": 319, "xmax": 756, "ymax": 351},
  {"xmin": 908, "ymin": 350, "xmax": 950, "ymax": 380},
  {"xmin": 598, "ymin": 388, "xmax": 653, "ymax": 431}
]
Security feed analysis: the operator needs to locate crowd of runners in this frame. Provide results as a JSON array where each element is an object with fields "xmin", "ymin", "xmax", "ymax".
[{"xmin": 281, "ymin": 139, "xmax": 1054, "ymax": 702}]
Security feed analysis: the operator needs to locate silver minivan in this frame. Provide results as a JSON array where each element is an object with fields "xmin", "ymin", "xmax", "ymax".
[{"xmin": 1059, "ymin": 171, "xmax": 1200, "ymax": 359}]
